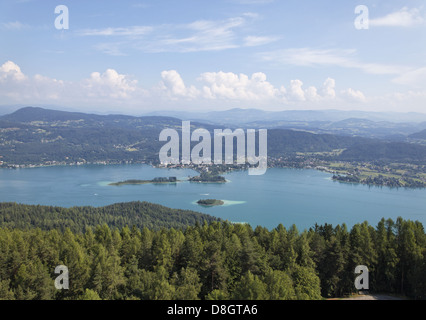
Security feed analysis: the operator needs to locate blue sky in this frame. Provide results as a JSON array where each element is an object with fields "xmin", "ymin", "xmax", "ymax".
[{"xmin": 0, "ymin": 0, "xmax": 426, "ymax": 115}]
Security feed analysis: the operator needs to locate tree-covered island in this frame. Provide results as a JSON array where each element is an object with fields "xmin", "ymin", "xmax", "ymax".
[
  {"xmin": 109, "ymin": 176, "xmax": 178, "ymax": 186},
  {"xmin": 188, "ymin": 172, "xmax": 226, "ymax": 183},
  {"xmin": 196, "ymin": 199, "xmax": 225, "ymax": 207}
]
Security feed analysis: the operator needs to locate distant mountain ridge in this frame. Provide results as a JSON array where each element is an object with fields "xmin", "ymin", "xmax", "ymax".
[
  {"xmin": 1, "ymin": 107, "xmax": 426, "ymax": 165},
  {"xmin": 1, "ymin": 106, "xmax": 101, "ymax": 122},
  {"xmin": 409, "ymin": 129, "xmax": 426, "ymax": 140},
  {"xmin": 143, "ymin": 107, "xmax": 426, "ymax": 124},
  {"xmin": 1, "ymin": 106, "xmax": 183, "ymax": 127},
  {"xmin": 143, "ymin": 108, "xmax": 426, "ymax": 139}
]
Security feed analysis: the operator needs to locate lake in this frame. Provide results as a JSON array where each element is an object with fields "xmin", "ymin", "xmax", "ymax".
[{"xmin": 1, "ymin": 164, "xmax": 426, "ymax": 230}]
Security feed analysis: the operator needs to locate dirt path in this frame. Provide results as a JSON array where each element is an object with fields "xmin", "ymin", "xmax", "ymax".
[{"xmin": 342, "ymin": 294, "xmax": 403, "ymax": 300}]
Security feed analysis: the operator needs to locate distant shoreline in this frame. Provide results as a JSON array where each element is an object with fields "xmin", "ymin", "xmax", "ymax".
[{"xmin": 2, "ymin": 160, "xmax": 425, "ymax": 189}]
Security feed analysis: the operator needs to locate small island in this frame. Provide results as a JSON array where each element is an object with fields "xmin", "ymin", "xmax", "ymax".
[
  {"xmin": 196, "ymin": 199, "xmax": 224, "ymax": 207},
  {"xmin": 109, "ymin": 176, "xmax": 178, "ymax": 186},
  {"xmin": 188, "ymin": 172, "xmax": 226, "ymax": 183}
]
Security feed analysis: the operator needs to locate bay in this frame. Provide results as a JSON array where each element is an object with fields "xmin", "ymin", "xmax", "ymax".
[{"xmin": 1, "ymin": 164, "xmax": 425, "ymax": 230}]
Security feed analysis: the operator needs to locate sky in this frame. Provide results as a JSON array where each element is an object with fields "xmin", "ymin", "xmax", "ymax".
[{"xmin": 0, "ymin": 0, "xmax": 426, "ymax": 115}]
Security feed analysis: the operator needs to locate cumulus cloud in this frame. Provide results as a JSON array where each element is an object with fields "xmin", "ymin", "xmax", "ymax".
[
  {"xmin": 82, "ymin": 69, "xmax": 139, "ymax": 99},
  {"xmin": 279, "ymin": 78, "xmax": 338, "ymax": 103},
  {"xmin": 0, "ymin": 61, "xmax": 64, "ymax": 102},
  {"xmin": 305, "ymin": 86, "xmax": 320, "ymax": 102},
  {"xmin": 341, "ymin": 88, "xmax": 366, "ymax": 102},
  {"xmin": 0, "ymin": 61, "xmax": 27, "ymax": 82},
  {"xmin": 322, "ymin": 78, "xmax": 336, "ymax": 99},
  {"xmin": 160, "ymin": 70, "xmax": 199, "ymax": 99},
  {"xmin": 0, "ymin": 61, "xmax": 140, "ymax": 106},
  {"xmin": 0, "ymin": 60, "xmax": 375, "ymax": 112},
  {"xmin": 198, "ymin": 71, "xmax": 278, "ymax": 100},
  {"xmin": 288, "ymin": 79, "xmax": 305, "ymax": 101}
]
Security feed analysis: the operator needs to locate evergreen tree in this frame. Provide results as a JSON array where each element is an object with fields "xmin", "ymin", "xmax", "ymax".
[
  {"xmin": 291, "ymin": 265, "xmax": 322, "ymax": 300},
  {"xmin": 172, "ymin": 267, "xmax": 202, "ymax": 300},
  {"xmin": 263, "ymin": 269, "xmax": 296, "ymax": 300},
  {"xmin": 232, "ymin": 271, "xmax": 268, "ymax": 300}
]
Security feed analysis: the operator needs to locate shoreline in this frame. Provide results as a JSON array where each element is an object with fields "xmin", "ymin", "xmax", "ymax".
[{"xmin": 2, "ymin": 159, "xmax": 426, "ymax": 189}]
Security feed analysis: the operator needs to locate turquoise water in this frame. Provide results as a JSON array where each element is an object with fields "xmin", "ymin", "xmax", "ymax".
[{"xmin": 1, "ymin": 164, "xmax": 426, "ymax": 230}]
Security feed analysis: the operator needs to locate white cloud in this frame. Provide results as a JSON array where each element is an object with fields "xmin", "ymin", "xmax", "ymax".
[
  {"xmin": 367, "ymin": 90, "xmax": 426, "ymax": 113},
  {"xmin": 322, "ymin": 78, "xmax": 336, "ymax": 99},
  {"xmin": 0, "ymin": 61, "xmax": 64, "ymax": 102},
  {"xmin": 148, "ymin": 17, "xmax": 246, "ymax": 53},
  {"xmin": 0, "ymin": 61, "xmax": 27, "ymax": 82},
  {"xmin": 0, "ymin": 61, "xmax": 140, "ymax": 105},
  {"xmin": 282, "ymin": 78, "xmax": 338, "ymax": 102},
  {"xmin": 5, "ymin": 60, "xmax": 426, "ymax": 113},
  {"xmin": 341, "ymin": 88, "xmax": 366, "ymax": 102},
  {"xmin": 77, "ymin": 18, "xmax": 244, "ymax": 54},
  {"xmin": 82, "ymin": 69, "xmax": 139, "ymax": 99},
  {"xmin": 393, "ymin": 67, "xmax": 426, "ymax": 88},
  {"xmin": 94, "ymin": 42, "xmax": 128, "ymax": 56},
  {"xmin": 78, "ymin": 26, "xmax": 153, "ymax": 37},
  {"xmin": 198, "ymin": 71, "xmax": 278, "ymax": 100},
  {"xmin": 160, "ymin": 70, "xmax": 199, "ymax": 99},
  {"xmin": 305, "ymin": 86, "xmax": 320, "ymax": 102},
  {"xmin": 1, "ymin": 21, "xmax": 29, "ymax": 30},
  {"xmin": 370, "ymin": 7, "xmax": 425, "ymax": 27},
  {"xmin": 289, "ymin": 79, "xmax": 305, "ymax": 101},
  {"xmin": 243, "ymin": 35, "xmax": 280, "ymax": 47},
  {"xmin": 261, "ymin": 48, "xmax": 355, "ymax": 67},
  {"xmin": 76, "ymin": 14, "xmax": 276, "ymax": 54},
  {"xmin": 259, "ymin": 48, "xmax": 408, "ymax": 75}
]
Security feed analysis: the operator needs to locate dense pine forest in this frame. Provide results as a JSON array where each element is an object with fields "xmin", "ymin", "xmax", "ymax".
[
  {"xmin": 0, "ymin": 202, "xmax": 219, "ymax": 232},
  {"xmin": 0, "ymin": 203, "xmax": 425, "ymax": 300}
]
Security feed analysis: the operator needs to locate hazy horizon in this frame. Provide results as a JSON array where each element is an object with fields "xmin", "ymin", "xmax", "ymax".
[{"xmin": 3, "ymin": 105, "xmax": 426, "ymax": 125}]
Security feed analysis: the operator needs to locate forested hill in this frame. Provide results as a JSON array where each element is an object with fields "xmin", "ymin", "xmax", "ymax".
[
  {"xmin": 410, "ymin": 129, "xmax": 426, "ymax": 140},
  {"xmin": 0, "ymin": 201, "xmax": 219, "ymax": 232},
  {"xmin": 0, "ymin": 106, "xmax": 181, "ymax": 127},
  {"xmin": 338, "ymin": 141, "xmax": 426, "ymax": 161},
  {"xmin": 0, "ymin": 107, "xmax": 218, "ymax": 165},
  {"xmin": 266, "ymin": 129, "xmax": 370, "ymax": 155},
  {"xmin": 2, "ymin": 107, "xmax": 426, "ymax": 165}
]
